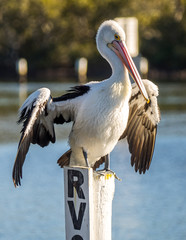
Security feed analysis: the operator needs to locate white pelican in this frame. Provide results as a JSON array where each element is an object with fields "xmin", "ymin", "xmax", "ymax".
[{"xmin": 13, "ymin": 20, "xmax": 160, "ymax": 187}]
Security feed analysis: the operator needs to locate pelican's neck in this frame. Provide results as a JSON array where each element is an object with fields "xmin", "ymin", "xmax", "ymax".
[
  {"xmin": 98, "ymin": 41, "xmax": 129, "ymax": 85},
  {"xmin": 109, "ymin": 55, "xmax": 126, "ymax": 83},
  {"xmin": 98, "ymin": 43, "xmax": 131, "ymax": 101}
]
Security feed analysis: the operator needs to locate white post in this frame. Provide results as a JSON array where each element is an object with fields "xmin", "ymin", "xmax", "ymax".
[
  {"xmin": 16, "ymin": 58, "xmax": 28, "ymax": 106},
  {"xmin": 75, "ymin": 57, "xmax": 88, "ymax": 83},
  {"xmin": 64, "ymin": 166, "xmax": 115, "ymax": 240}
]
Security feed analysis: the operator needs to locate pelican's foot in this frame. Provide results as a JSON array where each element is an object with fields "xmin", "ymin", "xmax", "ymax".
[
  {"xmin": 94, "ymin": 170, "xmax": 105, "ymax": 176},
  {"xmin": 96, "ymin": 169, "xmax": 121, "ymax": 181}
]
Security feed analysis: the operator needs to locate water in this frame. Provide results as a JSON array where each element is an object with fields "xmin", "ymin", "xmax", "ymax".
[{"xmin": 0, "ymin": 81, "xmax": 186, "ymax": 240}]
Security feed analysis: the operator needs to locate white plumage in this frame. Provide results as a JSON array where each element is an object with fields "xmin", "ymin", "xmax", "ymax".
[{"xmin": 13, "ymin": 20, "xmax": 160, "ymax": 186}]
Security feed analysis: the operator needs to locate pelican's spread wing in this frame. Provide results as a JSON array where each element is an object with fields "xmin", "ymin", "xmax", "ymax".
[
  {"xmin": 120, "ymin": 80, "xmax": 160, "ymax": 174},
  {"xmin": 13, "ymin": 85, "xmax": 90, "ymax": 186}
]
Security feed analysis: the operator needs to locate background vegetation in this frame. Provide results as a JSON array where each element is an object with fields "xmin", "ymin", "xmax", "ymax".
[{"xmin": 0, "ymin": 0, "xmax": 185, "ymax": 80}]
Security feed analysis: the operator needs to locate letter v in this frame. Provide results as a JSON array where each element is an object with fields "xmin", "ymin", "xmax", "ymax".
[{"xmin": 68, "ymin": 201, "xmax": 86, "ymax": 230}]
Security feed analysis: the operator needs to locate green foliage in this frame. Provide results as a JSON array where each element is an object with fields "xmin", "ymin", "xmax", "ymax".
[
  {"xmin": 141, "ymin": 14, "xmax": 186, "ymax": 70},
  {"xmin": 0, "ymin": 0, "xmax": 185, "ymax": 74},
  {"xmin": 139, "ymin": 0, "xmax": 186, "ymax": 70}
]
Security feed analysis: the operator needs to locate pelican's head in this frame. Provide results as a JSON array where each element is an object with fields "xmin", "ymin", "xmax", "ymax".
[
  {"xmin": 96, "ymin": 20, "xmax": 149, "ymax": 103},
  {"xmin": 96, "ymin": 20, "xmax": 126, "ymax": 47}
]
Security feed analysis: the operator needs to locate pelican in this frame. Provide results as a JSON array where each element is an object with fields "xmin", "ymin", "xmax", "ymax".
[{"xmin": 13, "ymin": 20, "xmax": 160, "ymax": 187}]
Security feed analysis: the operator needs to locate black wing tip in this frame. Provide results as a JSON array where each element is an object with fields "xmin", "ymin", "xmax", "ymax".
[
  {"xmin": 133, "ymin": 157, "xmax": 152, "ymax": 174},
  {"xmin": 12, "ymin": 163, "xmax": 22, "ymax": 187},
  {"xmin": 134, "ymin": 165, "xmax": 148, "ymax": 174},
  {"xmin": 12, "ymin": 139, "xmax": 26, "ymax": 188},
  {"xmin": 12, "ymin": 171, "xmax": 22, "ymax": 188},
  {"xmin": 13, "ymin": 178, "xmax": 21, "ymax": 188}
]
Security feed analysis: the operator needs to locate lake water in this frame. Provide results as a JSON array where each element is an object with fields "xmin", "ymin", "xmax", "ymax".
[{"xmin": 0, "ymin": 80, "xmax": 186, "ymax": 240}]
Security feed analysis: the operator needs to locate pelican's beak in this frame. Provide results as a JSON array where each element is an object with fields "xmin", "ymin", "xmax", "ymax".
[{"xmin": 108, "ymin": 40, "xmax": 150, "ymax": 103}]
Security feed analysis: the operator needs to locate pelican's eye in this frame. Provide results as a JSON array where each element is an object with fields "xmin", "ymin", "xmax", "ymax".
[{"xmin": 114, "ymin": 34, "xmax": 120, "ymax": 41}]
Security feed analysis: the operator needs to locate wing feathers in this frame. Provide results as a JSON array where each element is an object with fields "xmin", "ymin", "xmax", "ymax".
[
  {"xmin": 128, "ymin": 116, "xmax": 141, "ymax": 153},
  {"xmin": 121, "ymin": 80, "xmax": 160, "ymax": 174},
  {"xmin": 13, "ymin": 87, "xmax": 78, "ymax": 187},
  {"xmin": 13, "ymin": 84, "xmax": 91, "ymax": 186},
  {"xmin": 57, "ymin": 149, "xmax": 72, "ymax": 168},
  {"xmin": 13, "ymin": 89, "xmax": 53, "ymax": 186},
  {"xmin": 13, "ymin": 130, "xmax": 32, "ymax": 186},
  {"xmin": 53, "ymin": 85, "xmax": 90, "ymax": 102}
]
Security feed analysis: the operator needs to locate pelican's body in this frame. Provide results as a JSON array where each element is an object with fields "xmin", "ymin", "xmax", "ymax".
[
  {"xmin": 13, "ymin": 20, "xmax": 160, "ymax": 186},
  {"xmin": 69, "ymin": 76, "xmax": 131, "ymax": 166}
]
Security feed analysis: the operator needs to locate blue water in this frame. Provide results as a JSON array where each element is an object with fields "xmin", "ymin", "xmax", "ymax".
[{"xmin": 0, "ymin": 82, "xmax": 186, "ymax": 239}]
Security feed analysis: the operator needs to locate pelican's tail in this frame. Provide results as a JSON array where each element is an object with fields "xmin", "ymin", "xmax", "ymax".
[
  {"xmin": 93, "ymin": 157, "xmax": 105, "ymax": 170},
  {"xmin": 57, "ymin": 149, "xmax": 71, "ymax": 168},
  {"xmin": 57, "ymin": 149, "xmax": 105, "ymax": 170}
]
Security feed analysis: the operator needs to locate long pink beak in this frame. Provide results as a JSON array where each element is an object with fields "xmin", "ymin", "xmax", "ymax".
[{"xmin": 112, "ymin": 40, "xmax": 149, "ymax": 102}]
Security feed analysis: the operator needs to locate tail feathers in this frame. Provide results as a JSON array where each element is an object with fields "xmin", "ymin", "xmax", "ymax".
[
  {"xmin": 57, "ymin": 149, "xmax": 71, "ymax": 168},
  {"xmin": 93, "ymin": 157, "xmax": 105, "ymax": 170},
  {"xmin": 57, "ymin": 149, "xmax": 105, "ymax": 170}
]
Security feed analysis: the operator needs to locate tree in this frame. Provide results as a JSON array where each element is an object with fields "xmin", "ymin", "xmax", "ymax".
[{"xmin": 0, "ymin": 0, "xmax": 185, "ymax": 77}]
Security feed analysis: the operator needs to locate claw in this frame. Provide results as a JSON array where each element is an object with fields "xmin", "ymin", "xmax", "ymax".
[
  {"xmin": 96, "ymin": 169, "xmax": 121, "ymax": 181},
  {"xmin": 107, "ymin": 169, "xmax": 121, "ymax": 181},
  {"xmin": 95, "ymin": 170, "xmax": 105, "ymax": 176}
]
